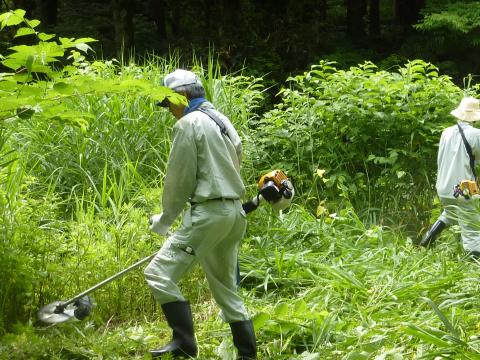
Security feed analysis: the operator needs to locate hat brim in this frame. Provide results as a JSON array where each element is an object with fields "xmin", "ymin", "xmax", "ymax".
[
  {"xmin": 450, "ymin": 108, "xmax": 480, "ymax": 122},
  {"xmin": 156, "ymin": 98, "xmax": 170, "ymax": 107}
]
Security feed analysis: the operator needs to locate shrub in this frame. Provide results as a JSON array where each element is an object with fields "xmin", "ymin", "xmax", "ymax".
[{"xmin": 249, "ymin": 60, "xmax": 465, "ymax": 226}]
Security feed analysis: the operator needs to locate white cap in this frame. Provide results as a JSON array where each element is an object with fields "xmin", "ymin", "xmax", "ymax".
[{"xmin": 163, "ymin": 69, "xmax": 202, "ymax": 90}]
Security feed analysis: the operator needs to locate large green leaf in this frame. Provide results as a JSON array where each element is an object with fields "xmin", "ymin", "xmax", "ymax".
[
  {"xmin": 149, "ymin": 87, "xmax": 186, "ymax": 106},
  {"xmin": 25, "ymin": 18, "xmax": 40, "ymax": 28},
  {"xmin": 3, "ymin": 42, "xmax": 65, "ymax": 71},
  {"xmin": 0, "ymin": 9, "xmax": 25, "ymax": 30},
  {"xmin": 14, "ymin": 27, "xmax": 35, "ymax": 38},
  {"xmin": 59, "ymin": 37, "xmax": 97, "ymax": 52},
  {"xmin": 38, "ymin": 32, "xmax": 56, "ymax": 41},
  {"xmin": 52, "ymin": 82, "xmax": 74, "ymax": 95}
]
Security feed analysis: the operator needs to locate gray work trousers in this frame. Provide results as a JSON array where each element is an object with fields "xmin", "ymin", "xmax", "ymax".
[
  {"xmin": 439, "ymin": 197, "xmax": 480, "ymax": 252},
  {"xmin": 144, "ymin": 198, "xmax": 249, "ymax": 322}
]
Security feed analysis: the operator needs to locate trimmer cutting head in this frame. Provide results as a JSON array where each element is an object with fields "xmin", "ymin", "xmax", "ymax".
[
  {"xmin": 36, "ymin": 252, "xmax": 156, "ymax": 326},
  {"xmin": 37, "ymin": 296, "xmax": 93, "ymax": 325}
]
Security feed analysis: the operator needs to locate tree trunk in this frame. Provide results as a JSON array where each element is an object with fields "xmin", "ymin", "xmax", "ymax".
[
  {"xmin": 36, "ymin": 0, "xmax": 57, "ymax": 26},
  {"xmin": 319, "ymin": 0, "xmax": 327, "ymax": 22},
  {"xmin": 395, "ymin": 0, "xmax": 426, "ymax": 26},
  {"xmin": 256, "ymin": 0, "xmax": 289, "ymax": 40},
  {"xmin": 346, "ymin": 0, "xmax": 366, "ymax": 39},
  {"xmin": 220, "ymin": 0, "xmax": 242, "ymax": 42},
  {"xmin": 112, "ymin": 0, "xmax": 135, "ymax": 60},
  {"xmin": 168, "ymin": 0, "xmax": 180, "ymax": 38},
  {"xmin": 369, "ymin": 0, "xmax": 380, "ymax": 36},
  {"xmin": 312, "ymin": 0, "xmax": 328, "ymax": 48},
  {"xmin": 149, "ymin": 0, "xmax": 167, "ymax": 40},
  {"xmin": 313, "ymin": 0, "xmax": 327, "ymax": 30},
  {"xmin": 12, "ymin": 1, "xmax": 36, "ymax": 18}
]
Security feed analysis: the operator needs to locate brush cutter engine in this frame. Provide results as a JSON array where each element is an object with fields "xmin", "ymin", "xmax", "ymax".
[
  {"xmin": 258, "ymin": 170, "xmax": 293, "ymax": 202},
  {"xmin": 453, "ymin": 180, "xmax": 480, "ymax": 199},
  {"xmin": 242, "ymin": 170, "xmax": 294, "ymax": 213}
]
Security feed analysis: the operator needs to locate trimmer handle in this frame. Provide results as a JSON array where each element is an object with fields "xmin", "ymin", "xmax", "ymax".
[{"xmin": 242, "ymin": 194, "xmax": 264, "ymax": 214}]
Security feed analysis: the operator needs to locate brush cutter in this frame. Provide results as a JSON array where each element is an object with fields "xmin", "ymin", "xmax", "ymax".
[{"xmin": 37, "ymin": 170, "xmax": 294, "ymax": 325}]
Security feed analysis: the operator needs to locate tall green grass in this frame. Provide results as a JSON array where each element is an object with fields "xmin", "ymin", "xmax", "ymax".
[
  {"xmin": 3, "ymin": 204, "xmax": 480, "ymax": 359},
  {"xmin": 241, "ymin": 206, "xmax": 480, "ymax": 359}
]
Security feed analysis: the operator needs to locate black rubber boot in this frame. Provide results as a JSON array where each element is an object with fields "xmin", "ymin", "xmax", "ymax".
[
  {"xmin": 229, "ymin": 320, "xmax": 257, "ymax": 360},
  {"xmin": 150, "ymin": 301, "xmax": 198, "ymax": 359},
  {"xmin": 419, "ymin": 220, "xmax": 447, "ymax": 248}
]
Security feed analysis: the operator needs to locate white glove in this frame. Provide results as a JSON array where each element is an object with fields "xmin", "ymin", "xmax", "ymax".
[{"xmin": 149, "ymin": 213, "xmax": 169, "ymax": 236}]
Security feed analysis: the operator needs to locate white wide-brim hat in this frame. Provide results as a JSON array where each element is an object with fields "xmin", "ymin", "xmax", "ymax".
[{"xmin": 450, "ymin": 97, "xmax": 480, "ymax": 122}]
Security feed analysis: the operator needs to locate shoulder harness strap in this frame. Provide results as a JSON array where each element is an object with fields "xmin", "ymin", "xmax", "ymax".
[
  {"xmin": 196, "ymin": 108, "xmax": 229, "ymax": 137},
  {"xmin": 457, "ymin": 123, "xmax": 477, "ymax": 182}
]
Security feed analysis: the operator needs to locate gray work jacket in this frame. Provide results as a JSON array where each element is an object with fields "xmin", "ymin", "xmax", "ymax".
[{"xmin": 157, "ymin": 103, "xmax": 246, "ymax": 231}]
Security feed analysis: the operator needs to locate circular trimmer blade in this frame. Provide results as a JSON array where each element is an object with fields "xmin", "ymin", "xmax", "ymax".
[{"xmin": 37, "ymin": 301, "xmax": 76, "ymax": 324}]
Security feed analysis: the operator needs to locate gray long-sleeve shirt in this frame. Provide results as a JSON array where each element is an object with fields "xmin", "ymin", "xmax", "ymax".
[
  {"xmin": 157, "ymin": 103, "xmax": 245, "ymax": 231},
  {"xmin": 436, "ymin": 121, "xmax": 480, "ymax": 199}
]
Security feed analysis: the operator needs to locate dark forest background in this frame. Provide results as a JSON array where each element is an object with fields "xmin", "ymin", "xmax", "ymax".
[{"xmin": 2, "ymin": 0, "xmax": 480, "ymax": 88}]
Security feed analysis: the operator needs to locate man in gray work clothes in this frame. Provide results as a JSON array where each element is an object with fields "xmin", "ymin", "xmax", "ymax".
[{"xmin": 144, "ymin": 69, "xmax": 256, "ymax": 359}]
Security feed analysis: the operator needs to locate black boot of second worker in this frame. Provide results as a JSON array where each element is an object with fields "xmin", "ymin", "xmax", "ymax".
[{"xmin": 419, "ymin": 220, "xmax": 447, "ymax": 248}]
